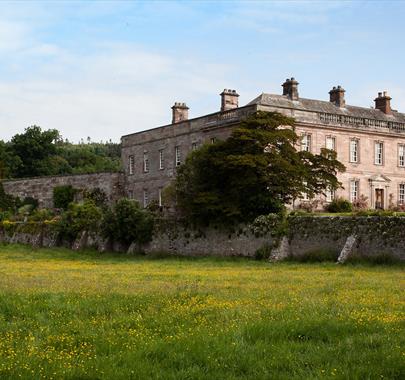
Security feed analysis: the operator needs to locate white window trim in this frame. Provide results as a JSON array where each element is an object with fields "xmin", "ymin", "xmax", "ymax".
[
  {"xmin": 301, "ymin": 133, "xmax": 312, "ymax": 152},
  {"xmin": 325, "ymin": 188, "xmax": 335, "ymax": 203},
  {"xmin": 399, "ymin": 183, "xmax": 405, "ymax": 205},
  {"xmin": 159, "ymin": 149, "xmax": 164, "ymax": 170},
  {"xmin": 129, "ymin": 155, "xmax": 134, "ymax": 175},
  {"xmin": 349, "ymin": 139, "xmax": 359, "ymax": 163},
  {"xmin": 325, "ymin": 136, "xmax": 336, "ymax": 151},
  {"xmin": 175, "ymin": 146, "xmax": 181, "ymax": 166},
  {"xmin": 374, "ymin": 141, "xmax": 384, "ymax": 166},
  {"xmin": 143, "ymin": 152, "xmax": 149, "ymax": 173},
  {"xmin": 158, "ymin": 188, "xmax": 162, "ymax": 207},
  {"xmin": 398, "ymin": 144, "xmax": 405, "ymax": 168},
  {"xmin": 143, "ymin": 189, "xmax": 148, "ymax": 208},
  {"xmin": 350, "ymin": 179, "xmax": 359, "ymax": 202}
]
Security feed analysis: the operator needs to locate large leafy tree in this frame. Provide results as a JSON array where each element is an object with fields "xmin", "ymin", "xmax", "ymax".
[
  {"xmin": 0, "ymin": 141, "xmax": 21, "ymax": 179},
  {"xmin": 10, "ymin": 126, "xmax": 61, "ymax": 177},
  {"xmin": 3, "ymin": 126, "xmax": 121, "ymax": 178},
  {"xmin": 172, "ymin": 111, "xmax": 345, "ymax": 226}
]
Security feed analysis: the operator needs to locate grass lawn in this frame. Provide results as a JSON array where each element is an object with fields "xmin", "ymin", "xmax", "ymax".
[{"xmin": 0, "ymin": 244, "xmax": 403, "ymax": 379}]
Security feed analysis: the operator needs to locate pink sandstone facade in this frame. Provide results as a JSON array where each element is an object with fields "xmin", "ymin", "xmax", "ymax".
[{"xmin": 121, "ymin": 78, "xmax": 405, "ymax": 210}]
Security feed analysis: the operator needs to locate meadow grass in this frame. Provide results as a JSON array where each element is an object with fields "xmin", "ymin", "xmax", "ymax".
[{"xmin": 0, "ymin": 244, "xmax": 403, "ymax": 379}]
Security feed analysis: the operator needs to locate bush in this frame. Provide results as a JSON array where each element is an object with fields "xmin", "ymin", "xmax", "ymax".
[
  {"xmin": 29, "ymin": 208, "xmax": 56, "ymax": 222},
  {"xmin": 325, "ymin": 197, "xmax": 352, "ymax": 213},
  {"xmin": 286, "ymin": 249, "xmax": 339, "ymax": 263},
  {"xmin": 352, "ymin": 195, "xmax": 368, "ymax": 211},
  {"xmin": 298, "ymin": 199, "xmax": 322, "ymax": 213},
  {"xmin": 346, "ymin": 252, "xmax": 403, "ymax": 265},
  {"xmin": 53, "ymin": 185, "xmax": 76, "ymax": 210},
  {"xmin": 254, "ymin": 243, "xmax": 273, "ymax": 260},
  {"xmin": 0, "ymin": 183, "xmax": 15, "ymax": 211},
  {"xmin": 57, "ymin": 200, "xmax": 103, "ymax": 241},
  {"xmin": 101, "ymin": 198, "xmax": 154, "ymax": 246},
  {"xmin": 83, "ymin": 188, "xmax": 108, "ymax": 208},
  {"xmin": 0, "ymin": 211, "xmax": 11, "ymax": 221},
  {"xmin": 21, "ymin": 196, "xmax": 39, "ymax": 210}
]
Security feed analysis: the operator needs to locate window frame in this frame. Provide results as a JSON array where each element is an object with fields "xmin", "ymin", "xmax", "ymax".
[
  {"xmin": 301, "ymin": 133, "xmax": 312, "ymax": 152},
  {"xmin": 398, "ymin": 144, "xmax": 405, "ymax": 168},
  {"xmin": 374, "ymin": 141, "xmax": 384, "ymax": 166},
  {"xmin": 175, "ymin": 146, "xmax": 181, "ymax": 167},
  {"xmin": 325, "ymin": 135, "xmax": 336, "ymax": 151},
  {"xmin": 129, "ymin": 155, "xmax": 135, "ymax": 175},
  {"xmin": 399, "ymin": 183, "xmax": 405, "ymax": 205},
  {"xmin": 143, "ymin": 189, "xmax": 149, "ymax": 208},
  {"xmin": 159, "ymin": 149, "xmax": 164, "ymax": 170},
  {"xmin": 349, "ymin": 138, "xmax": 359, "ymax": 163},
  {"xmin": 350, "ymin": 179, "xmax": 359, "ymax": 202},
  {"xmin": 158, "ymin": 188, "xmax": 162, "ymax": 207},
  {"xmin": 325, "ymin": 188, "xmax": 335, "ymax": 203},
  {"xmin": 143, "ymin": 152, "xmax": 149, "ymax": 173}
]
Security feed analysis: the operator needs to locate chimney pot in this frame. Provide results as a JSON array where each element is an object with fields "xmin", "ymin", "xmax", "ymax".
[
  {"xmin": 282, "ymin": 77, "xmax": 299, "ymax": 100},
  {"xmin": 220, "ymin": 88, "xmax": 239, "ymax": 111},
  {"xmin": 171, "ymin": 102, "xmax": 189, "ymax": 123},
  {"xmin": 329, "ymin": 85, "xmax": 346, "ymax": 108},
  {"xmin": 375, "ymin": 91, "xmax": 392, "ymax": 115}
]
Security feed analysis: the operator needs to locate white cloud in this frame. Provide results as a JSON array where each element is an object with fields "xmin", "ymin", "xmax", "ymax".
[{"xmin": 0, "ymin": 41, "xmax": 236, "ymax": 143}]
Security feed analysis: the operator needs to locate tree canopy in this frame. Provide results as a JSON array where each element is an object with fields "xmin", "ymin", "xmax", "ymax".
[
  {"xmin": 172, "ymin": 111, "xmax": 345, "ymax": 226},
  {"xmin": 0, "ymin": 126, "xmax": 121, "ymax": 179}
]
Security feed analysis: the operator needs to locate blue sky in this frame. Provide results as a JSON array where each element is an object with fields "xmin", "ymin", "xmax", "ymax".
[{"xmin": 1, "ymin": 0, "xmax": 404, "ymax": 142}]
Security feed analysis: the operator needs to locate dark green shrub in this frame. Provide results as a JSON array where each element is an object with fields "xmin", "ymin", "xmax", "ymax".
[
  {"xmin": 325, "ymin": 197, "xmax": 352, "ymax": 213},
  {"xmin": 287, "ymin": 249, "xmax": 338, "ymax": 263},
  {"xmin": 29, "ymin": 208, "xmax": 56, "ymax": 222},
  {"xmin": 21, "ymin": 196, "xmax": 39, "ymax": 210},
  {"xmin": 57, "ymin": 200, "xmax": 103, "ymax": 241},
  {"xmin": 101, "ymin": 198, "xmax": 154, "ymax": 246},
  {"xmin": 53, "ymin": 185, "xmax": 76, "ymax": 210},
  {"xmin": 346, "ymin": 252, "xmax": 403, "ymax": 265},
  {"xmin": 0, "ymin": 211, "xmax": 11, "ymax": 221},
  {"xmin": 0, "ymin": 183, "xmax": 15, "ymax": 211},
  {"xmin": 254, "ymin": 243, "xmax": 273, "ymax": 260},
  {"xmin": 83, "ymin": 188, "xmax": 108, "ymax": 208},
  {"xmin": 355, "ymin": 210, "xmax": 395, "ymax": 217}
]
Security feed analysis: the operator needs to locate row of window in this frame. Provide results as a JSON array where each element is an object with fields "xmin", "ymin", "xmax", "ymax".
[
  {"xmin": 301, "ymin": 134, "xmax": 405, "ymax": 167},
  {"xmin": 128, "ymin": 188, "xmax": 163, "ymax": 208},
  {"xmin": 136, "ymin": 182, "xmax": 405, "ymax": 209},
  {"xmin": 128, "ymin": 139, "xmax": 217, "ymax": 175},
  {"xmin": 129, "ymin": 147, "xmax": 181, "ymax": 175},
  {"xmin": 302, "ymin": 181, "xmax": 405, "ymax": 205},
  {"xmin": 349, "ymin": 180, "xmax": 405, "ymax": 204}
]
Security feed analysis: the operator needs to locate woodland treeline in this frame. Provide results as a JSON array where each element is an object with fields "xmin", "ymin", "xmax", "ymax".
[{"xmin": 0, "ymin": 126, "xmax": 121, "ymax": 179}]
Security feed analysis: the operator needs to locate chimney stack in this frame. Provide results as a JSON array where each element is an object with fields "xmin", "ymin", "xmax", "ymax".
[
  {"xmin": 329, "ymin": 85, "xmax": 346, "ymax": 108},
  {"xmin": 282, "ymin": 77, "xmax": 299, "ymax": 100},
  {"xmin": 171, "ymin": 102, "xmax": 189, "ymax": 124},
  {"xmin": 220, "ymin": 89, "xmax": 239, "ymax": 112},
  {"xmin": 374, "ymin": 91, "xmax": 392, "ymax": 115}
]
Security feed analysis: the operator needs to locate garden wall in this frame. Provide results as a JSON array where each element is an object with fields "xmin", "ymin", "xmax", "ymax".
[
  {"xmin": 287, "ymin": 216, "xmax": 405, "ymax": 261},
  {"xmin": 1, "ymin": 216, "xmax": 405, "ymax": 261},
  {"xmin": 2, "ymin": 172, "xmax": 125, "ymax": 208}
]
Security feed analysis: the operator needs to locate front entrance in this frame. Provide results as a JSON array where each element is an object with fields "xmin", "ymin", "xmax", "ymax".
[{"xmin": 375, "ymin": 189, "xmax": 384, "ymax": 209}]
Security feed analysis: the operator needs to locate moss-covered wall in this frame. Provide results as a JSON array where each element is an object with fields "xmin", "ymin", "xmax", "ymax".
[
  {"xmin": 1, "ymin": 216, "xmax": 404, "ymax": 261},
  {"xmin": 288, "ymin": 216, "xmax": 405, "ymax": 260}
]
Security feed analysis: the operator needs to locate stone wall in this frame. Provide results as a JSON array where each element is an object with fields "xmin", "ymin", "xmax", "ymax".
[
  {"xmin": 3, "ymin": 172, "xmax": 125, "ymax": 208},
  {"xmin": 288, "ymin": 216, "xmax": 405, "ymax": 261},
  {"xmin": 1, "ymin": 216, "xmax": 404, "ymax": 262},
  {"xmin": 144, "ymin": 223, "xmax": 273, "ymax": 257}
]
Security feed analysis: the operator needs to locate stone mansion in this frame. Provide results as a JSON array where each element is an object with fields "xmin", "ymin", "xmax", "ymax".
[
  {"xmin": 121, "ymin": 78, "xmax": 405, "ymax": 210},
  {"xmin": 4, "ymin": 77, "xmax": 405, "ymax": 210}
]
